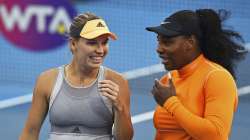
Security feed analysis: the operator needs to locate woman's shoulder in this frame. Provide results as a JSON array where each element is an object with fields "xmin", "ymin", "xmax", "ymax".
[
  {"xmin": 203, "ymin": 59, "xmax": 233, "ymax": 78},
  {"xmin": 104, "ymin": 67, "xmax": 127, "ymax": 82},
  {"xmin": 35, "ymin": 67, "xmax": 60, "ymax": 97},
  {"xmin": 39, "ymin": 67, "xmax": 59, "ymax": 81},
  {"xmin": 202, "ymin": 61, "xmax": 235, "ymax": 87}
]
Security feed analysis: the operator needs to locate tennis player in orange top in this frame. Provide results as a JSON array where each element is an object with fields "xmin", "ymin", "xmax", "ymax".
[{"xmin": 146, "ymin": 9, "xmax": 248, "ymax": 140}]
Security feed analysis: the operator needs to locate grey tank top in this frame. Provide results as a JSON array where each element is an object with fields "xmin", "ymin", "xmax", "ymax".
[{"xmin": 48, "ymin": 65, "xmax": 114, "ymax": 140}]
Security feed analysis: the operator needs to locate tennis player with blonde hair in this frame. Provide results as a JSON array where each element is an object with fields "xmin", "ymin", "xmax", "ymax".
[{"xmin": 20, "ymin": 12, "xmax": 133, "ymax": 140}]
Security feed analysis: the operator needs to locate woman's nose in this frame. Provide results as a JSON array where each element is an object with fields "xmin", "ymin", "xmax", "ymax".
[
  {"xmin": 156, "ymin": 44, "xmax": 163, "ymax": 54},
  {"xmin": 96, "ymin": 43, "xmax": 104, "ymax": 53}
]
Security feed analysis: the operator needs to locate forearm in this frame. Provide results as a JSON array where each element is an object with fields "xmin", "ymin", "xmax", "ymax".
[
  {"xmin": 164, "ymin": 97, "xmax": 231, "ymax": 140},
  {"xmin": 19, "ymin": 127, "xmax": 39, "ymax": 140},
  {"xmin": 114, "ymin": 107, "xmax": 133, "ymax": 140}
]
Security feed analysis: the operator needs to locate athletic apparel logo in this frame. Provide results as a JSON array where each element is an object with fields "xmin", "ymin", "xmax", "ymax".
[
  {"xmin": 0, "ymin": 0, "xmax": 77, "ymax": 51},
  {"xmin": 72, "ymin": 126, "xmax": 81, "ymax": 133},
  {"xmin": 161, "ymin": 21, "xmax": 171, "ymax": 25},
  {"xmin": 96, "ymin": 22, "xmax": 105, "ymax": 27}
]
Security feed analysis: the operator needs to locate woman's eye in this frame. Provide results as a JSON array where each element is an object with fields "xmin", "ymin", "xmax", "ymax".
[
  {"xmin": 102, "ymin": 40, "xmax": 108, "ymax": 45},
  {"xmin": 163, "ymin": 41, "xmax": 171, "ymax": 46},
  {"xmin": 86, "ymin": 41, "xmax": 97, "ymax": 46}
]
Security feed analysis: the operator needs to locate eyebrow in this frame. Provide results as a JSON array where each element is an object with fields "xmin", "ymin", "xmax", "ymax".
[
  {"xmin": 103, "ymin": 38, "xmax": 109, "ymax": 42},
  {"xmin": 157, "ymin": 35, "xmax": 172, "ymax": 42},
  {"xmin": 85, "ymin": 38, "xmax": 109, "ymax": 43}
]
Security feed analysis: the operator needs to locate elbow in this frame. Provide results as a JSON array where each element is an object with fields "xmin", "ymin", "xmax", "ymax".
[
  {"xmin": 128, "ymin": 128, "xmax": 134, "ymax": 140},
  {"xmin": 196, "ymin": 125, "xmax": 228, "ymax": 140},
  {"xmin": 115, "ymin": 127, "xmax": 134, "ymax": 140},
  {"xmin": 122, "ymin": 131, "xmax": 134, "ymax": 140},
  {"xmin": 127, "ymin": 122, "xmax": 134, "ymax": 140},
  {"xmin": 206, "ymin": 130, "xmax": 226, "ymax": 140},
  {"xmin": 201, "ymin": 133, "xmax": 227, "ymax": 140}
]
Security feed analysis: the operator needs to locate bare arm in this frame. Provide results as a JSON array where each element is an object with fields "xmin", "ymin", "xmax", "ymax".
[
  {"xmin": 19, "ymin": 69, "xmax": 57, "ymax": 140},
  {"xmin": 99, "ymin": 70, "xmax": 133, "ymax": 140},
  {"xmin": 113, "ymin": 79, "xmax": 133, "ymax": 140}
]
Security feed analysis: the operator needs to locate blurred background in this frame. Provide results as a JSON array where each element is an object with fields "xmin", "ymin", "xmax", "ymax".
[{"xmin": 0, "ymin": 0, "xmax": 249, "ymax": 139}]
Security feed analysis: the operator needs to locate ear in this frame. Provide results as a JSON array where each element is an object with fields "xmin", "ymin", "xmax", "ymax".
[
  {"xmin": 69, "ymin": 38, "xmax": 77, "ymax": 54},
  {"xmin": 184, "ymin": 35, "xmax": 196, "ymax": 52}
]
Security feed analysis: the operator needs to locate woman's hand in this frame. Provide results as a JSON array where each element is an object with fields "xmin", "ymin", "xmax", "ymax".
[
  {"xmin": 151, "ymin": 78, "xmax": 176, "ymax": 106},
  {"xmin": 98, "ymin": 80, "xmax": 123, "ymax": 111}
]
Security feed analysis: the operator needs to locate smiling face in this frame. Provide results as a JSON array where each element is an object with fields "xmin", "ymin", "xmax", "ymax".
[
  {"xmin": 157, "ymin": 35, "xmax": 192, "ymax": 71},
  {"xmin": 70, "ymin": 34, "xmax": 109, "ymax": 71}
]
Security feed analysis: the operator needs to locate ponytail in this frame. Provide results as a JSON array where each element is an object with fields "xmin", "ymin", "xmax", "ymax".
[{"xmin": 195, "ymin": 9, "xmax": 247, "ymax": 79}]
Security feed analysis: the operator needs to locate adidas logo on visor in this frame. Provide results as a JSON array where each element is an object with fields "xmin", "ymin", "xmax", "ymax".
[{"xmin": 96, "ymin": 22, "xmax": 105, "ymax": 27}]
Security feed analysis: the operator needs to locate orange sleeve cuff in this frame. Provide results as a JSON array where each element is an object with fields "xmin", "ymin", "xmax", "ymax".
[{"xmin": 163, "ymin": 96, "xmax": 180, "ymax": 114}]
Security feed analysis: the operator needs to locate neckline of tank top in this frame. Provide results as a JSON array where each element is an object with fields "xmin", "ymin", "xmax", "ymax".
[{"xmin": 62, "ymin": 65, "xmax": 103, "ymax": 89}]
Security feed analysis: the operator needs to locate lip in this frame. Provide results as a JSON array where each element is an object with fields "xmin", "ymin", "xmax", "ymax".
[
  {"xmin": 89, "ymin": 55, "xmax": 103, "ymax": 63},
  {"xmin": 162, "ymin": 59, "xmax": 169, "ymax": 64},
  {"xmin": 159, "ymin": 55, "xmax": 170, "ymax": 64}
]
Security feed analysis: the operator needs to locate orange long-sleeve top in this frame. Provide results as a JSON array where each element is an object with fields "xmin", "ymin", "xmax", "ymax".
[{"xmin": 154, "ymin": 54, "xmax": 238, "ymax": 140}]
